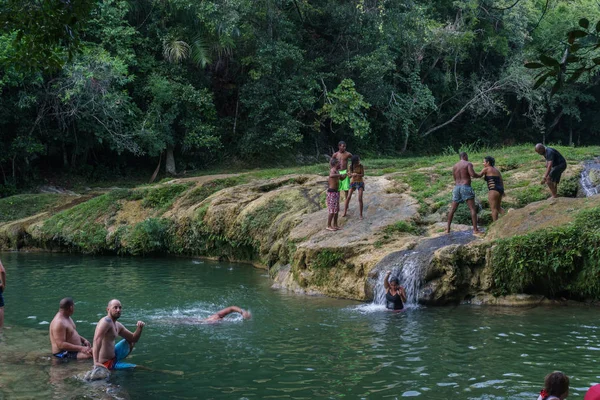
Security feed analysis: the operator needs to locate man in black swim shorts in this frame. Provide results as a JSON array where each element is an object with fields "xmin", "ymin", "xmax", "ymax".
[
  {"xmin": 49, "ymin": 297, "xmax": 93, "ymax": 360},
  {"xmin": 535, "ymin": 144, "xmax": 567, "ymax": 198}
]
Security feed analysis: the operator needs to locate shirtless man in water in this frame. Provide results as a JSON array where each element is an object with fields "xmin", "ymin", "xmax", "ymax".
[
  {"xmin": 93, "ymin": 299, "xmax": 145, "ymax": 370},
  {"xmin": 203, "ymin": 306, "xmax": 252, "ymax": 322},
  {"xmin": 49, "ymin": 297, "xmax": 92, "ymax": 360},
  {"xmin": 446, "ymin": 152, "xmax": 481, "ymax": 234}
]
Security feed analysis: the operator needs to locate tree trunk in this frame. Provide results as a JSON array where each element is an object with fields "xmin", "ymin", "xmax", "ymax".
[
  {"xmin": 401, "ymin": 132, "xmax": 409, "ymax": 153},
  {"xmin": 569, "ymin": 120, "xmax": 573, "ymax": 146},
  {"xmin": 62, "ymin": 143, "xmax": 68, "ymax": 167},
  {"xmin": 165, "ymin": 146, "xmax": 176, "ymax": 176}
]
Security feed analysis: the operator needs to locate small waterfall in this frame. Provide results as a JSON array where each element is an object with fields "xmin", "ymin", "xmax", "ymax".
[
  {"xmin": 580, "ymin": 159, "xmax": 600, "ymax": 197},
  {"xmin": 369, "ymin": 231, "xmax": 476, "ymax": 309},
  {"xmin": 373, "ymin": 251, "xmax": 428, "ymax": 308}
]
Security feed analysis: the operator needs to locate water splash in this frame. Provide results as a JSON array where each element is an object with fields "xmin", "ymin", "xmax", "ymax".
[
  {"xmin": 373, "ymin": 251, "xmax": 426, "ymax": 309},
  {"xmin": 370, "ymin": 231, "xmax": 476, "ymax": 308},
  {"xmin": 580, "ymin": 159, "xmax": 600, "ymax": 197}
]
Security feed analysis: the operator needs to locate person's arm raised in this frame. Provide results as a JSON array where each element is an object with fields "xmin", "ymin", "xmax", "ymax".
[
  {"xmin": 383, "ymin": 271, "xmax": 391, "ymax": 290},
  {"xmin": 118, "ymin": 321, "xmax": 145, "ymax": 344}
]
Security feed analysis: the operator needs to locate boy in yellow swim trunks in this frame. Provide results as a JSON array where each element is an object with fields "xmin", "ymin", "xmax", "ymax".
[{"xmin": 332, "ymin": 141, "xmax": 352, "ymax": 200}]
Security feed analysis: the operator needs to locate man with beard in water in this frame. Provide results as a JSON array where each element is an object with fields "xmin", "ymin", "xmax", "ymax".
[{"xmin": 92, "ymin": 299, "xmax": 145, "ymax": 371}]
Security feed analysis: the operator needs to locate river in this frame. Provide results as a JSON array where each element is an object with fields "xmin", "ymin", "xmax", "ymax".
[{"xmin": 0, "ymin": 252, "xmax": 598, "ymax": 399}]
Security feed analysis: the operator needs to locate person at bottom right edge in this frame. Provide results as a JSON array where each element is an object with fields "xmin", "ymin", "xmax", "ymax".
[
  {"xmin": 535, "ymin": 143, "xmax": 567, "ymax": 198},
  {"xmin": 537, "ymin": 371, "xmax": 569, "ymax": 400},
  {"xmin": 0, "ymin": 258, "xmax": 5, "ymax": 330},
  {"xmin": 93, "ymin": 299, "xmax": 145, "ymax": 371}
]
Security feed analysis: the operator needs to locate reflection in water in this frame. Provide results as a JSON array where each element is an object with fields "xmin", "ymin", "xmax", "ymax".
[{"xmin": 2, "ymin": 252, "xmax": 600, "ymax": 399}]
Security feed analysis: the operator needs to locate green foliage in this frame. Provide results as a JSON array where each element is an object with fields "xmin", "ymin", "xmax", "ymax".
[
  {"xmin": 0, "ymin": 0, "xmax": 96, "ymax": 71},
  {"xmin": 141, "ymin": 74, "xmax": 219, "ymax": 157},
  {"xmin": 511, "ymin": 184, "xmax": 548, "ymax": 207},
  {"xmin": 240, "ymin": 200, "xmax": 287, "ymax": 239},
  {"xmin": 491, "ymin": 208, "xmax": 600, "ymax": 299},
  {"xmin": 319, "ymin": 79, "xmax": 371, "ymax": 138},
  {"xmin": 181, "ymin": 177, "xmax": 248, "ymax": 207},
  {"xmin": 140, "ymin": 184, "xmax": 191, "ymax": 209},
  {"xmin": 125, "ymin": 218, "xmax": 172, "ymax": 255},
  {"xmin": 383, "ymin": 220, "xmax": 421, "ymax": 235},
  {"xmin": 38, "ymin": 192, "xmax": 124, "ymax": 253},
  {"xmin": 312, "ymin": 250, "xmax": 343, "ymax": 270},
  {"xmin": 3, "ymin": 0, "xmax": 600, "ymax": 188},
  {"xmin": 557, "ymin": 175, "xmax": 580, "ymax": 198},
  {"xmin": 0, "ymin": 194, "xmax": 66, "ymax": 223}
]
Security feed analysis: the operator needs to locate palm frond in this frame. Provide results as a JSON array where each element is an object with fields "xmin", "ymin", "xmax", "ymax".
[
  {"xmin": 191, "ymin": 35, "xmax": 212, "ymax": 67},
  {"xmin": 162, "ymin": 39, "xmax": 190, "ymax": 63}
]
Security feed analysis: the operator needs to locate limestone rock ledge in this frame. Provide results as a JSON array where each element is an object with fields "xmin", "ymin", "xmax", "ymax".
[{"xmin": 2, "ymin": 175, "xmax": 600, "ymax": 305}]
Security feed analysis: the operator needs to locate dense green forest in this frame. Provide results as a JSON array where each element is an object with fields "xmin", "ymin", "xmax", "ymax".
[{"xmin": 1, "ymin": 0, "xmax": 599, "ymax": 194}]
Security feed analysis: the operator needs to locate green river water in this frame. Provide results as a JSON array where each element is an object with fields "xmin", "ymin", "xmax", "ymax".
[{"xmin": 0, "ymin": 252, "xmax": 599, "ymax": 400}]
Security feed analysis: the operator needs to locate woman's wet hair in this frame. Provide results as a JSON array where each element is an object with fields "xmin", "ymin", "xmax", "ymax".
[
  {"xmin": 544, "ymin": 371, "xmax": 569, "ymax": 397},
  {"xmin": 484, "ymin": 156, "xmax": 495, "ymax": 167},
  {"xmin": 390, "ymin": 277, "xmax": 400, "ymax": 285},
  {"xmin": 350, "ymin": 154, "xmax": 360, "ymax": 173}
]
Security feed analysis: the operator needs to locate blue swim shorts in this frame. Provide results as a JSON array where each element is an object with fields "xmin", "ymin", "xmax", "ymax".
[
  {"xmin": 350, "ymin": 182, "xmax": 365, "ymax": 191},
  {"xmin": 102, "ymin": 339, "xmax": 136, "ymax": 370},
  {"xmin": 452, "ymin": 185, "xmax": 475, "ymax": 203}
]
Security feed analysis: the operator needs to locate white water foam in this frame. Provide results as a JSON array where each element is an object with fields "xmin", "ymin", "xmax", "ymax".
[
  {"xmin": 373, "ymin": 251, "xmax": 423, "ymax": 309},
  {"xmin": 580, "ymin": 160, "xmax": 600, "ymax": 197}
]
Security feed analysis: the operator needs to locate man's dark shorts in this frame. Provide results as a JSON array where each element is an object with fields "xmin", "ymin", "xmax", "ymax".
[
  {"xmin": 0, "ymin": 287, "xmax": 4, "ymax": 307},
  {"xmin": 549, "ymin": 163, "xmax": 567, "ymax": 183},
  {"xmin": 53, "ymin": 351, "xmax": 79, "ymax": 360},
  {"xmin": 452, "ymin": 185, "xmax": 475, "ymax": 203}
]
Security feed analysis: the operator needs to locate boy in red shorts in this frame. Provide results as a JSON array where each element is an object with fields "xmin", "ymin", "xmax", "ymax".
[{"xmin": 326, "ymin": 158, "xmax": 346, "ymax": 231}]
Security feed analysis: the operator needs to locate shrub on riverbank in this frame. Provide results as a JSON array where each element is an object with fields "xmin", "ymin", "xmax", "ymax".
[{"xmin": 491, "ymin": 207, "xmax": 600, "ymax": 299}]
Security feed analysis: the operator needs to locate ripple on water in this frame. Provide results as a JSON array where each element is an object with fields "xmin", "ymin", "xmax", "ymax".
[{"xmin": 402, "ymin": 390, "xmax": 421, "ymax": 396}]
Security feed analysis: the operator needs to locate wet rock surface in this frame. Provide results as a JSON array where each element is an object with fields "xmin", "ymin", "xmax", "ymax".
[{"xmin": 2, "ymin": 168, "xmax": 600, "ymax": 304}]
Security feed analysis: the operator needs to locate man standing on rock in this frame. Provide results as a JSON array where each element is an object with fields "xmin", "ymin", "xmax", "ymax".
[
  {"xmin": 93, "ymin": 299, "xmax": 145, "ymax": 371},
  {"xmin": 446, "ymin": 152, "xmax": 481, "ymax": 234},
  {"xmin": 535, "ymin": 143, "xmax": 567, "ymax": 198},
  {"xmin": 50, "ymin": 297, "xmax": 93, "ymax": 360},
  {"xmin": 332, "ymin": 141, "xmax": 352, "ymax": 201}
]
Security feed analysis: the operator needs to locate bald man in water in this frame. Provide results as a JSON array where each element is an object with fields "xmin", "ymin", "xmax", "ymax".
[{"xmin": 93, "ymin": 299, "xmax": 145, "ymax": 370}]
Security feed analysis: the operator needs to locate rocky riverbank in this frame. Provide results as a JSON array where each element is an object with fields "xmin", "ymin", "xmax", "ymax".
[{"xmin": 2, "ymin": 146, "xmax": 600, "ymax": 304}]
